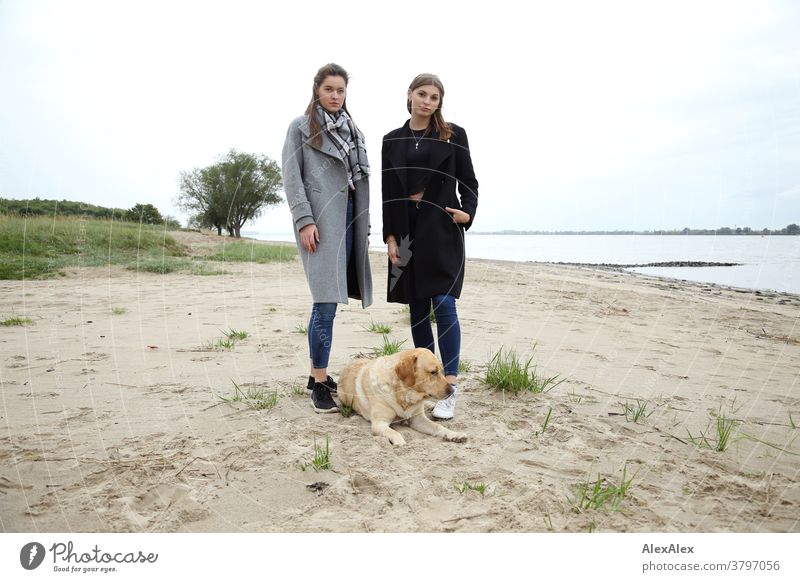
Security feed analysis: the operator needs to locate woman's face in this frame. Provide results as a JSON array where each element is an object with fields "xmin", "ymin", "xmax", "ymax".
[
  {"xmin": 316, "ymin": 75, "xmax": 347, "ymax": 113},
  {"xmin": 407, "ymin": 84, "xmax": 441, "ymax": 119}
]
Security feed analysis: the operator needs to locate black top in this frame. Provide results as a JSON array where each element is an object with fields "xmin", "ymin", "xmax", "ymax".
[{"xmin": 406, "ymin": 127, "xmax": 433, "ymax": 195}]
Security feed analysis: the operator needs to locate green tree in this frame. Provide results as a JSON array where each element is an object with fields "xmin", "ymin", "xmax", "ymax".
[
  {"xmin": 176, "ymin": 149, "xmax": 282, "ymax": 238},
  {"xmin": 127, "ymin": 203, "xmax": 164, "ymax": 224},
  {"xmin": 786, "ymin": 223, "xmax": 800, "ymax": 235}
]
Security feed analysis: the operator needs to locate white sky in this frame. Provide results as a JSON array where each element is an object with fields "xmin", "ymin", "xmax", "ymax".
[{"xmin": 1, "ymin": 0, "xmax": 798, "ymax": 232}]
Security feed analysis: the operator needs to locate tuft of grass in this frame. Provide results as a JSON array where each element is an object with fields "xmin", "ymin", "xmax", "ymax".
[
  {"xmin": 111, "ymin": 307, "xmax": 128, "ymax": 315},
  {"xmin": 219, "ymin": 380, "xmax": 278, "ymax": 410},
  {"xmin": 686, "ymin": 406, "xmax": 740, "ymax": 452},
  {"xmin": 483, "ymin": 346, "xmax": 563, "ymax": 394},
  {"xmin": 206, "ymin": 241, "xmax": 296, "ymax": 264},
  {"xmin": 455, "ymin": 481, "xmax": 488, "ymax": 495},
  {"xmin": 623, "ymin": 399, "xmax": 654, "ymax": 424},
  {"xmin": 1, "ymin": 316, "xmax": 33, "ymax": 326},
  {"xmin": 338, "ymin": 403, "xmax": 354, "ymax": 418},
  {"xmin": 544, "ymin": 514, "xmax": 554, "ymax": 532},
  {"xmin": 569, "ymin": 465, "xmax": 636, "ymax": 513},
  {"xmin": 364, "ymin": 320, "xmax": 392, "ymax": 334},
  {"xmin": 458, "ymin": 359, "xmax": 473, "ymax": 374},
  {"xmin": 291, "ymin": 383, "xmax": 305, "ymax": 396},
  {"xmin": 295, "ymin": 323, "xmax": 308, "ymax": 334},
  {"xmin": 789, "ymin": 411, "xmax": 797, "ymax": 430},
  {"xmin": 372, "ymin": 334, "xmax": 406, "ymax": 357},
  {"xmin": 300, "ymin": 437, "xmax": 331, "ymax": 472},
  {"xmin": 222, "ymin": 328, "xmax": 248, "ymax": 341}
]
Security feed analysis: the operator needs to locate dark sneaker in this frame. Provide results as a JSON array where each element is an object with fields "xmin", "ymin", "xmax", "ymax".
[
  {"xmin": 306, "ymin": 375, "xmax": 337, "ymax": 395},
  {"xmin": 311, "ymin": 382, "xmax": 339, "ymax": 414}
]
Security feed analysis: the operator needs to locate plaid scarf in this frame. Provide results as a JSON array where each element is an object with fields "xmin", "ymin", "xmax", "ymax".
[{"xmin": 317, "ymin": 105, "xmax": 370, "ymax": 190}]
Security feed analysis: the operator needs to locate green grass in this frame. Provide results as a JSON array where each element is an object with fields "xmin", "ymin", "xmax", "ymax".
[
  {"xmin": 483, "ymin": 346, "xmax": 563, "ymax": 394},
  {"xmin": 535, "ymin": 407, "xmax": 553, "ymax": 436},
  {"xmin": 222, "ymin": 328, "xmax": 248, "ymax": 341},
  {"xmin": 372, "ymin": 334, "xmax": 406, "ymax": 357},
  {"xmin": 458, "ymin": 359, "xmax": 473, "ymax": 373},
  {"xmin": 300, "ymin": 437, "xmax": 331, "ymax": 472},
  {"xmin": 219, "ymin": 380, "xmax": 278, "ymax": 410},
  {"xmin": 456, "ymin": 481, "xmax": 488, "ymax": 495},
  {"xmin": 623, "ymin": 399, "xmax": 654, "ymax": 424},
  {"xmin": 687, "ymin": 412, "xmax": 739, "ymax": 452},
  {"xmin": 1, "ymin": 316, "xmax": 33, "ymax": 326},
  {"xmin": 569, "ymin": 465, "xmax": 636, "ymax": 513},
  {"xmin": 111, "ymin": 307, "xmax": 128, "ymax": 315},
  {"xmin": 206, "ymin": 241, "xmax": 296, "ymax": 263},
  {"xmin": 294, "ymin": 323, "xmax": 308, "ymax": 334},
  {"xmin": 0, "ymin": 215, "xmax": 187, "ymax": 279},
  {"xmin": 364, "ymin": 320, "xmax": 392, "ymax": 334},
  {"xmin": 338, "ymin": 403, "xmax": 354, "ymax": 418}
]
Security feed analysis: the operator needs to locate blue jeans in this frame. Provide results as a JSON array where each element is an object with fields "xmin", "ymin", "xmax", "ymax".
[
  {"xmin": 409, "ymin": 294, "xmax": 460, "ymax": 377},
  {"xmin": 308, "ymin": 197, "xmax": 353, "ymax": 370}
]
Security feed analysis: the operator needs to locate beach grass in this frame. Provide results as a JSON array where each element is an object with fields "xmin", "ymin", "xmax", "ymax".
[
  {"xmin": 623, "ymin": 399, "xmax": 654, "ymax": 423},
  {"xmin": 456, "ymin": 481, "xmax": 488, "ymax": 495},
  {"xmin": 206, "ymin": 240, "xmax": 296, "ymax": 263},
  {"xmin": 301, "ymin": 437, "xmax": 331, "ymax": 472},
  {"xmin": 364, "ymin": 320, "xmax": 392, "ymax": 334},
  {"xmin": 0, "ymin": 215, "xmax": 187, "ymax": 279},
  {"xmin": 219, "ymin": 380, "xmax": 278, "ymax": 410},
  {"xmin": 111, "ymin": 307, "xmax": 128, "ymax": 315},
  {"xmin": 338, "ymin": 403, "xmax": 354, "ymax": 418},
  {"xmin": 1, "ymin": 316, "xmax": 33, "ymax": 326},
  {"xmin": 535, "ymin": 407, "xmax": 553, "ymax": 436},
  {"xmin": 294, "ymin": 323, "xmax": 308, "ymax": 334},
  {"xmin": 222, "ymin": 328, "xmax": 248, "ymax": 341},
  {"xmin": 483, "ymin": 346, "xmax": 563, "ymax": 394},
  {"xmin": 569, "ymin": 465, "xmax": 636, "ymax": 513},
  {"xmin": 372, "ymin": 334, "xmax": 406, "ymax": 357},
  {"xmin": 458, "ymin": 359, "xmax": 473, "ymax": 373}
]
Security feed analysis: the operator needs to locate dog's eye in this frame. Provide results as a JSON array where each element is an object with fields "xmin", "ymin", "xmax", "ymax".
[{"xmin": 430, "ymin": 370, "xmax": 438, "ymax": 376}]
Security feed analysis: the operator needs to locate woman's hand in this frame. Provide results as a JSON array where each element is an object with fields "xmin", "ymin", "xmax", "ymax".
[
  {"xmin": 387, "ymin": 237, "xmax": 401, "ymax": 265},
  {"xmin": 445, "ymin": 207, "xmax": 471, "ymax": 224},
  {"xmin": 299, "ymin": 224, "xmax": 319, "ymax": 253}
]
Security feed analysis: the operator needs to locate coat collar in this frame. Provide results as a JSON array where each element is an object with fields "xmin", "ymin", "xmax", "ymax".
[
  {"xmin": 298, "ymin": 115, "xmax": 342, "ymax": 159},
  {"xmin": 385, "ymin": 120, "xmax": 453, "ymax": 194}
]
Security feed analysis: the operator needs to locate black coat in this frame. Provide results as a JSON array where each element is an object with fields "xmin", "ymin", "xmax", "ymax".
[{"xmin": 381, "ymin": 121, "xmax": 479, "ymax": 303}]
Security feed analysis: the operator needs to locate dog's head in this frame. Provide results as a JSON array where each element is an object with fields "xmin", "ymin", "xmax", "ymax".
[{"xmin": 394, "ymin": 348, "xmax": 454, "ymax": 401}]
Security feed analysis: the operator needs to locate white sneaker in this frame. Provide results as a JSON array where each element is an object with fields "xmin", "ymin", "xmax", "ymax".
[{"xmin": 432, "ymin": 385, "xmax": 457, "ymax": 420}]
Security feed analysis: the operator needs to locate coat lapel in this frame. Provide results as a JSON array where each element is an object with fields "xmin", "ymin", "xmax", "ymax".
[{"xmin": 298, "ymin": 116, "xmax": 342, "ymax": 159}]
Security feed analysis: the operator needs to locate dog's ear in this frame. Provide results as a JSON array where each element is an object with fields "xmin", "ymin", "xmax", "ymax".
[{"xmin": 394, "ymin": 352, "xmax": 418, "ymax": 388}]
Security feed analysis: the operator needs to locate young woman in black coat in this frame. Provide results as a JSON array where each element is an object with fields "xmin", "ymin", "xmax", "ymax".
[{"xmin": 381, "ymin": 73, "xmax": 479, "ymax": 420}]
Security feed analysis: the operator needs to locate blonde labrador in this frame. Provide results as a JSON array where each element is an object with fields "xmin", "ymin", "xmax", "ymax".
[{"xmin": 338, "ymin": 348, "xmax": 467, "ymax": 446}]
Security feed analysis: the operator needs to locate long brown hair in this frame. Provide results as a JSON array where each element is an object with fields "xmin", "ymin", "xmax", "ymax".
[
  {"xmin": 407, "ymin": 73, "xmax": 452, "ymax": 141},
  {"xmin": 305, "ymin": 63, "xmax": 352, "ymax": 148}
]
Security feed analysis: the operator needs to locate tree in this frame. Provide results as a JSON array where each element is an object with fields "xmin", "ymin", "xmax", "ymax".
[
  {"xmin": 127, "ymin": 203, "xmax": 164, "ymax": 224},
  {"xmin": 786, "ymin": 223, "xmax": 800, "ymax": 235},
  {"xmin": 176, "ymin": 149, "xmax": 282, "ymax": 237}
]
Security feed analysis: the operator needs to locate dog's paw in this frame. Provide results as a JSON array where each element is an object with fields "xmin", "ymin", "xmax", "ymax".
[
  {"xmin": 444, "ymin": 432, "xmax": 467, "ymax": 443},
  {"xmin": 389, "ymin": 435, "xmax": 407, "ymax": 446}
]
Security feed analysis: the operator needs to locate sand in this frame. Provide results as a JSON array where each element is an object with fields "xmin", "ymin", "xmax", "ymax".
[{"xmin": 1, "ymin": 231, "xmax": 799, "ymax": 533}]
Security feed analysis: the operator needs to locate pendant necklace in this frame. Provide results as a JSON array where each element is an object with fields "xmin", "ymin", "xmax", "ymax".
[{"xmin": 410, "ymin": 127, "xmax": 426, "ymax": 149}]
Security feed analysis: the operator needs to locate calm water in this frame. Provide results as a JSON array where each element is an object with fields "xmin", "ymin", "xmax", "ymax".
[{"xmin": 245, "ymin": 232, "xmax": 800, "ymax": 295}]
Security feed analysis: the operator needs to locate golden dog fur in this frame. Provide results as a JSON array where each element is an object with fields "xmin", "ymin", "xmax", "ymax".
[{"xmin": 338, "ymin": 348, "xmax": 467, "ymax": 446}]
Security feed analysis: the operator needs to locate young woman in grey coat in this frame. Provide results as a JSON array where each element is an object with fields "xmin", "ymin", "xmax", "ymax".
[{"xmin": 282, "ymin": 63, "xmax": 373, "ymax": 413}]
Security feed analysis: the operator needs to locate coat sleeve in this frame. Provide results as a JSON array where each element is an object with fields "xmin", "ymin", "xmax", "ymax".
[
  {"xmin": 281, "ymin": 119, "xmax": 315, "ymax": 233},
  {"xmin": 381, "ymin": 135, "xmax": 394, "ymax": 242},
  {"xmin": 453, "ymin": 126, "xmax": 479, "ymax": 231}
]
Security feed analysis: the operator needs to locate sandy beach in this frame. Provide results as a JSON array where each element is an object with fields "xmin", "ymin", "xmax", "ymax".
[{"xmin": 1, "ymin": 231, "xmax": 798, "ymax": 533}]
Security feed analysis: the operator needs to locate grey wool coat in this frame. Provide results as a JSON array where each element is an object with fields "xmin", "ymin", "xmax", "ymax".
[{"xmin": 281, "ymin": 115, "xmax": 373, "ymax": 308}]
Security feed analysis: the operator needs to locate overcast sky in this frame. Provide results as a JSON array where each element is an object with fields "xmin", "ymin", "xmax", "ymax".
[{"xmin": 1, "ymin": 0, "xmax": 798, "ymax": 232}]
